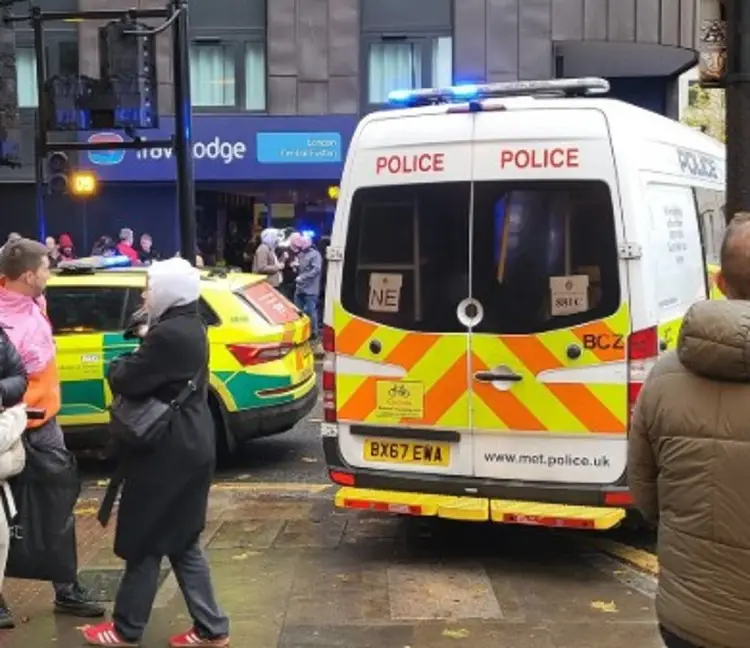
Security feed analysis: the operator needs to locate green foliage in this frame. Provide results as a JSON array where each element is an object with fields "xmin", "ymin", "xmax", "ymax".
[{"xmin": 682, "ymin": 85, "xmax": 726, "ymax": 143}]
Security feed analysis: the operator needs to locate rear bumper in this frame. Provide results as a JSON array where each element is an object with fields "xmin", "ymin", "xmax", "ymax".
[
  {"xmin": 322, "ymin": 436, "xmax": 632, "ymax": 509},
  {"xmin": 228, "ymin": 384, "xmax": 319, "ymax": 442}
]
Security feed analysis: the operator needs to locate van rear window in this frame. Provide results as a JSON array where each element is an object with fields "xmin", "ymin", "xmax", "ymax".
[{"xmin": 341, "ymin": 180, "xmax": 621, "ymax": 334}]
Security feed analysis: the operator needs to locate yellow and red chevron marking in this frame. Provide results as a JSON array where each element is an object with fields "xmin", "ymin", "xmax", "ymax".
[
  {"xmin": 707, "ymin": 264, "xmax": 725, "ymax": 301},
  {"xmin": 332, "ymin": 303, "xmax": 628, "ymax": 435}
]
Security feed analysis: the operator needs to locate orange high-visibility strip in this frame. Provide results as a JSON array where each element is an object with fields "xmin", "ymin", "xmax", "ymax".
[
  {"xmin": 571, "ymin": 321, "xmax": 625, "ymax": 363},
  {"xmin": 338, "ymin": 376, "xmax": 378, "ymax": 421},
  {"xmin": 385, "ymin": 333, "xmax": 440, "ymax": 371},
  {"xmin": 471, "ymin": 353, "xmax": 547, "ymax": 431},
  {"xmin": 472, "ymin": 383, "xmax": 547, "ymax": 431},
  {"xmin": 500, "ymin": 336, "xmax": 563, "ymax": 375},
  {"xmin": 337, "ymin": 318, "xmax": 377, "ymax": 355},
  {"xmin": 404, "ymin": 353, "xmax": 468, "ymax": 425},
  {"xmin": 545, "ymin": 384, "xmax": 625, "ymax": 434}
]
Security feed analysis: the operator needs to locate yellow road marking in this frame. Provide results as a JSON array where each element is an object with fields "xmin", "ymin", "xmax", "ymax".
[
  {"xmin": 584, "ymin": 538, "xmax": 659, "ymax": 576},
  {"xmin": 211, "ymin": 482, "xmax": 330, "ymax": 493}
]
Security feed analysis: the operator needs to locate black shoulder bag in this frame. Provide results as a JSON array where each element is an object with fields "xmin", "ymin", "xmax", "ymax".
[
  {"xmin": 108, "ymin": 366, "xmax": 203, "ymax": 449},
  {"xmin": 99, "ymin": 363, "xmax": 206, "ymax": 528}
]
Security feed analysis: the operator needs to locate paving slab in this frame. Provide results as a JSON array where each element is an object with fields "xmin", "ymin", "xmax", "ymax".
[{"xmin": 0, "ymin": 486, "xmax": 661, "ymax": 648}]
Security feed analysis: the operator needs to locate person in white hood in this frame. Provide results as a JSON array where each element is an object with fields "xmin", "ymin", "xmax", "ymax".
[{"xmin": 83, "ymin": 258, "xmax": 230, "ymax": 648}]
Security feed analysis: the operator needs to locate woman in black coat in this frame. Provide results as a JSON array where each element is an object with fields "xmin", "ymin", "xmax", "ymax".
[
  {"xmin": 82, "ymin": 258, "xmax": 230, "ymax": 648},
  {"xmin": 0, "ymin": 327, "xmax": 27, "ymax": 409}
]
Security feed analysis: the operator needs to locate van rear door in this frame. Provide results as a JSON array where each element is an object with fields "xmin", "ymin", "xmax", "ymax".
[
  {"xmin": 331, "ymin": 111, "xmax": 476, "ymax": 478},
  {"xmin": 467, "ymin": 106, "xmax": 630, "ymax": 488}
]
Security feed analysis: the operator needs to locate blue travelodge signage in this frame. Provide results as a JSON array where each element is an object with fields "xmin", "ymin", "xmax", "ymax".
[{"xmin": 79, "ymin": 115, "xmax": 357, "ymax": 182}]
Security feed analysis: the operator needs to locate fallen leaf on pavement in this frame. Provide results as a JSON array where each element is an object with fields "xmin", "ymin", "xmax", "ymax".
[
  {"xmin": 301, "ymin": 457, "xmax": 318, "ymax": 463},
  {"xmin": 442, "ymin": 628, "xmax": 470, "ymax": 639},
  {"xmin": 590, "ymin": 600, "xmax": 618, "ymax": 613},
  {"xmin": 232, "ymin": 551, "xmax": 260, "ymax": 561}
]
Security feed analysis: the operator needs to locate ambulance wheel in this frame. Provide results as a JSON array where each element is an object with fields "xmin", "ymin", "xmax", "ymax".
[{"xmin": 209, "ymin": 392, "xmax": 232, "ymax": 467}]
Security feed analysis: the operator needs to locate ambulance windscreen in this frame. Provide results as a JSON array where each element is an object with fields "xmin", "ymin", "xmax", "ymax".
[{"xmin": 341, "ymin": 180, "xmax": 620, "ymax": 334}]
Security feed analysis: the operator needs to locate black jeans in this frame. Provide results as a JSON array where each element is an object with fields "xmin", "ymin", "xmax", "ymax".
[
  {"xmin": 660, "ymin": 625, "xmax": 701, "ymax": 648},
  {"xmin": 113, "ymin": 540, "xmax": 229, "ymax": 642}
]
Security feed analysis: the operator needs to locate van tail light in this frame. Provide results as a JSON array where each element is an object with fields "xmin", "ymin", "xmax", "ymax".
[
  {"xmin": 626, "ymin": 326, "xmax": 658, "ymax": 425},
  {"xmin": 227, "ymin": 342, "xmax": 293, "ymax": 366},
  {"xmin": 322, "ymin": 325, "xmax": 337, "ymax": 423}
]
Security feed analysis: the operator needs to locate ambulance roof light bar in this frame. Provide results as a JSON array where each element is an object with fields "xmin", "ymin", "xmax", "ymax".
[
  {"xmin": 57, "ymin": 255, "xmax": 133, "ymax": 274},
  {"xmin": 387, "ymin": 77, "xmax": 610, "ymax": 108}
]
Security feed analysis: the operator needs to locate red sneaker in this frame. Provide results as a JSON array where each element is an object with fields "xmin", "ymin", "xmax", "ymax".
[
  {"xmin": 81, "ymin": 621, "xmax": 139, "ymax": 647},
  {"xmin": 168, "ymin": 629, "xmax": 229, "ymax": 647}
]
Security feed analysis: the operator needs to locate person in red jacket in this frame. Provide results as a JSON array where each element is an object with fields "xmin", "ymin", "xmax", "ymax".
[{"xmin": 116, "ymin": 229, "xmax": 140, "ymax": 264}]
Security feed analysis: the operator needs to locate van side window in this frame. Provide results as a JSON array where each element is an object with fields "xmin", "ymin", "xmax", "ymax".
[
  {"xmin": 646, "ymin": 183, "xmax": 708, "ymax": 312},
  {"xmin": 694, "ymin": 186, "xmax": 726, "ymax": 266},
  {"xmin": 473, "ymin": 181, "xmax": 621, "ymax": 334},
  {"xmin": 342, "ymin": 182, "xmax": 470, "ymax": 332}
]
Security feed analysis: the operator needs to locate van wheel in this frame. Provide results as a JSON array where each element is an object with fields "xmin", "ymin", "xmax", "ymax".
[{"xmin": 209, "ymin": 393, "xmax": 232, "ymax": 467}]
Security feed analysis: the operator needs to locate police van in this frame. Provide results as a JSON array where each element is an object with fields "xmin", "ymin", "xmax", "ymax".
[{"xmin": 321, "ymin": 78, "xmax": 726, "ymax": 530}]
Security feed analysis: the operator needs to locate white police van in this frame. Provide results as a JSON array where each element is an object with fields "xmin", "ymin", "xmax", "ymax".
[{"xmin": 320, "ymin": 78, "xmax": 726, "ymax": 530}]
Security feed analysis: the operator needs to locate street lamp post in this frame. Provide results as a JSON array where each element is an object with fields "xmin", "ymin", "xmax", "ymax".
[{"xmin": 725, "ymin": 0, "xmax": 750, "ymax": 222}]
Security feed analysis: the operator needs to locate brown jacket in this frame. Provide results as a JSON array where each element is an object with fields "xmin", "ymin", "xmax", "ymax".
[{"xmin": 628, "ymin": 300, "xmax": 750, "ymax": 648}]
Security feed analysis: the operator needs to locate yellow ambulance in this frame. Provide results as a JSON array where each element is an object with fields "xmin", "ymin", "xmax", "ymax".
[{"xmin": 321, "ymin": 78, "xmax": 726, "ymax": 530}]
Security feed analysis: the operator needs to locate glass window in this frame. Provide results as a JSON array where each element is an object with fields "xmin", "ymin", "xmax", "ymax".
[
  {"xmin": 695, "ymin": 186, "xmax": 726, "ymax": 266},
  {"xmin": 123, "ymin": 288, "xmax": 220, "ymax": 327},
  {"xmin": 58, "ymin": 41, "xmax": 79, "ymax": 77},
  {"xmin": 47, "ymin": 287, "xmax": 128, "ymax": 334},
  {"xmin": 367, "ymin": 37, "xmax": 452, "ymax": 104},
  {"xmin": 244, "ymin": 42, "xmax": 266, "ymax": 111},
  {"xmin": 342, "ymin": 182, "xmax": 470, "ymax": 332},
  {"xmin": 190, "ymin": 43, "xmax": 236, "ymax": 107},
  {"xmin": 368, "ymin": 42, "xmax": 422, "ymax": 104},
  {"xmin": 16, "ymin": 47, "xmax": 38, "ymax": 108},
  {"xmin": 645, "ymin": 184, "xmax": 708, "ymax": 311},
  {"xmin": 471, "ymin": 181, "xmax": 621, "ymax": 334},
  {"xmin": 432, "ymin": 36, "xmax": 452, "ymax": 88}
]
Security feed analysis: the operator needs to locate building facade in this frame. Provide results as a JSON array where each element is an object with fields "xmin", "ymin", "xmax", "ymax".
[{"xmin": 0, "ymin": 0, "xmax": 700, "ymax": 255}]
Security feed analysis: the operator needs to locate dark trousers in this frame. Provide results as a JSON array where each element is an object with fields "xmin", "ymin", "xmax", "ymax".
[
  {"xmin": 660, "ymin": 625, "xmax": 702, "ymax": 648},
  {"xmin": 113, "ymin": 540, "xmax": 229, "ymax": 642},
  {"xmin": 294, "ymin": 292, "xmax": 320, "ymax": 339}
]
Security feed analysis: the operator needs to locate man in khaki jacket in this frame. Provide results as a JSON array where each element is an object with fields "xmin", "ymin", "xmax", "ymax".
[{"xmin": 628, "ymin": 213, "xmax": 750, "ymax": 648}]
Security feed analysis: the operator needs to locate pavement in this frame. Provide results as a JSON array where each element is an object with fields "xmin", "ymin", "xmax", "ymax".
[{"xmin": 1, "ymin": 386, "xmax": 664, "ymax": 647}]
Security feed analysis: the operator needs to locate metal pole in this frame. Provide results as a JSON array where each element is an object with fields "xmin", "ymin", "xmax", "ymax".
[
  {"xmin": 31, "ymin": 6, "xmax": 48, "ymax": 240},
  {"xmin": 725, "ymin": 0, "xmax": 750, "ymax": 222},
  {"xmin": 171, "ymin": 0, "xmax": 196, "ymax": 263}
]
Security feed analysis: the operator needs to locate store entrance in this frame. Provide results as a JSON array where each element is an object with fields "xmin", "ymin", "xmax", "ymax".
[{"xmin": 195, "ymin": 182, "xmax": 337, "ymax": 270}]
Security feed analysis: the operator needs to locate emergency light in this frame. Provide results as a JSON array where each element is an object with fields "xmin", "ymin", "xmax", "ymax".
[
  {"xmin": 387, "ymin": 77, "xmax": 610, "ymax": 108},
  {"xmin": 58, "ymin": 255, "xmax": 133, "ymax": 273}
]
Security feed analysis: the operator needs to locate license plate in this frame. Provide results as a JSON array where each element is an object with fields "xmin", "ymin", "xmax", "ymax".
[{"xmin": 363, "ymin": 439, "xmax": 450, "ymax": 467}]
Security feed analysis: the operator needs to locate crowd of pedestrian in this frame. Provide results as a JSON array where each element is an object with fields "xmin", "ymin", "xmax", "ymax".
[{"xmin": 39, "ymin": 229, "xmax": 163, "ymax": 268}]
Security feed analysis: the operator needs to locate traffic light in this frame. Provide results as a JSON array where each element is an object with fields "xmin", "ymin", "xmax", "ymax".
[
  {"xmin": 47, "ymin": 151, "xmax": 70, "ymax": 195},
  {"xmin": 70, "ymin": 171, "xmax": 97, "ymax": 197}
]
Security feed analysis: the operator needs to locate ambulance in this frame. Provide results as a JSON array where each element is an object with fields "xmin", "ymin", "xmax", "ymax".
[{"xmin": 321, "ymin": 78, "xmax": 726, "ymax": 530}]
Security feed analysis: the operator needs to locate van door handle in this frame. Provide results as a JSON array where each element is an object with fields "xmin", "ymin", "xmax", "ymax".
[{"xmin": 473, "ymin": 370, "xmax": 523, "ymax": 383}]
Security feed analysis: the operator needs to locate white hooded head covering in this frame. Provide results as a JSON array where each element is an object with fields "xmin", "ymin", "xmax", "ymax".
[
  {"xmin": 260, "ymin": 228, "xmax": 281, "ymax": 248},
  {"xmin": 145, "ymin": 257, "xmax": 200, "ymax": 322}
]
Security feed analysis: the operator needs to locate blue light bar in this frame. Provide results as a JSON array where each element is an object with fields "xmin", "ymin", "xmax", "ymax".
[
  {"xmin": 58, "ymin": 255, "xmax": 133, "ymax": 272},
  {"xmin": 387, "ymin": 77, "xmax": 610, "ymax": 108}
]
